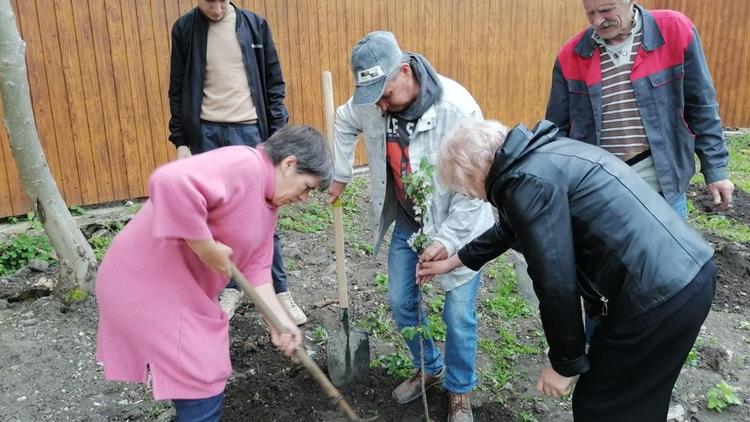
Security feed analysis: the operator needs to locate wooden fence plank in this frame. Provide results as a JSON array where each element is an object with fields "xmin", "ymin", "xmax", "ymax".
[
  {"xmin": 135, "ymin": 0, "xmax": 170, "ymax": 171},
  {"xmin": 71, "ymin": 0, "xmax": 114, "ymax": 201},
  {"xmin": 88, "ymin": 0, "xmax": 130, "ymax": 200},
  {"xmin": 0, "ymin": 96, "xmax": 17, "ymax": 217},
  {"xmin": 119, "ymin": 0, "xmax": 157, "ymax": 195},
  {"xmin": 106, "ymin": 0, "xmax": 146, "ymax": 198},
  {"xmin": 34, "ymin": 0, "xmax": 83, "ymax": 205},
  {"xmin": 54, "ymin": 0, "xmax": 100, "ymax": 205},
  {"xmin": 149, "ymin": 0, "xmax": 175, "ymax": 162}
]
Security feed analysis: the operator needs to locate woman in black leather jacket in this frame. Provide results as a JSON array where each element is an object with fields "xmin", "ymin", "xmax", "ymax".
[{"xmin": 418, "ymin": 119, "xmax": 716, "ymax": 421}]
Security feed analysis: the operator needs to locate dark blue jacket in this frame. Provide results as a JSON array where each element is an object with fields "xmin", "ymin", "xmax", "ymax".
[
  {"xmin": 168, "ymin": 4, "xmax": 288, "ymax": 150},
  {"xmin": 545, "ymin": 5, "xmax": 727, "ymax": 203},
  {"xmin": 458, "ymin": 121, "xmax": 713, "ymax": 377}
]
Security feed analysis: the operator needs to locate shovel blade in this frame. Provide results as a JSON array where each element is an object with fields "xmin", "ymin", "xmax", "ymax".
[{"xmin": 327, "ymin": 327, "xmax": 370, "ymax": 389}]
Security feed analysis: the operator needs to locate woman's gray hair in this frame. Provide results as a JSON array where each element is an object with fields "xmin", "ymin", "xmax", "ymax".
[
  {"xmin": 438, "ymin": 119, "xmax": 508, "ymax": 198},
  {"xmin": 264, "ymin": 125, "xmax": 333, "ymax": 190}
]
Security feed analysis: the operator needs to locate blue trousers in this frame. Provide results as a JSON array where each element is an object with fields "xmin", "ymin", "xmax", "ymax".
[
  {"xmin": 198, "ymin": 121, "xmax": 288, "ymax": 293},
  {"xmin": 173, "ymin": 392, "xmax": 223, "ymax": 422},
  {"xmin": 388, "ymin": 225, "xmax": 481, "ymax": 393},
  {"xmin": 667, "ymin": 192, "xmax": 688, "ymax": 219}
]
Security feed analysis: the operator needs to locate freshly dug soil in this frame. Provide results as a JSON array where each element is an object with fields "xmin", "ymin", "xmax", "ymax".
[{"xmin": 1, "ymin": 179, "xmax": 748, "ymax": 421}]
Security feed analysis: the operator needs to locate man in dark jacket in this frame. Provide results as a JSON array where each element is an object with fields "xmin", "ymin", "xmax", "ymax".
[
  {"xmin": 545, "ymin": 0, "xmax": 733, "ymax": 217},
  {"xmin": 168, "ymin": 0, "xmax": 305, "ymax": 324},
  {"xmin": 419, "ymin": 119, "xmax": 716, "ymax": 421}
]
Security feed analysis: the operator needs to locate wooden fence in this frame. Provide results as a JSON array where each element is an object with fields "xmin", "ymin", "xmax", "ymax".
[{"xmin": 1, "ymin": 0, "xmax": 748, "ymax": 217}]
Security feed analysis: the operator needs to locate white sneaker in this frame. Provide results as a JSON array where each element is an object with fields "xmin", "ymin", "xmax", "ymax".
[
  {"xmin": 219, "ymin": 288, "xmax": 243, "ymax": 319},
  {"xmin": 277, "ymin": 292, "xmax": 307, "ymax": 325}
]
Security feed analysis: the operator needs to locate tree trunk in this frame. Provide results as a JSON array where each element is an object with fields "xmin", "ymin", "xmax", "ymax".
[{"xmin": 0, "ymin": 0, "xmax": 97, "ymax": 294}]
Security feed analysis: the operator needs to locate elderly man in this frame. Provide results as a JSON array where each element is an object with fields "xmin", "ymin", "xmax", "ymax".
[
  {"xmin": 546, "ymin": 0, "xmax": 733, "ymax": 217},
  {"xmin": 328, "ymin": 31, "xmax": 494, "ymax": 422}
]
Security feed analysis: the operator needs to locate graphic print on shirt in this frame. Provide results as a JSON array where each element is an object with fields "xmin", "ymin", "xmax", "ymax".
[{"xmin": 386, "ymin": 115, "xmax": 420, "ymax": 232}]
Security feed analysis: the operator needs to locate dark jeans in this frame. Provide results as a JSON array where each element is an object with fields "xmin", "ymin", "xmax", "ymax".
[
  {"xmin": 173, "ymin": 392, "xmax": 223, "ymax": 422},
  {"xmin": 198, "ymin": 121, "xmax": 288, "ymax": 293}
]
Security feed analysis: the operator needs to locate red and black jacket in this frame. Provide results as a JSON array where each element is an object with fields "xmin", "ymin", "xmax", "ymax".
[{"xmin": 545, "ymin": 5, "xmax": 727, "ymax": 203}]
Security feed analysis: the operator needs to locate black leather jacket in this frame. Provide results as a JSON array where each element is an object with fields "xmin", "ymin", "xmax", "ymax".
[
  {"xmin": 458, "ymin": 121, "xmax": 713, "ymax": 376},
  {"xmin": 168, "ymin": 4, "xmax": 288, "ymax": 150}
]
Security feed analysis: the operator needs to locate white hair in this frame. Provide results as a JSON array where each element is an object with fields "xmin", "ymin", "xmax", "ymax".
[{"xmin": 438, "ymin": 119, "xmax": 509, "ymax": 198}]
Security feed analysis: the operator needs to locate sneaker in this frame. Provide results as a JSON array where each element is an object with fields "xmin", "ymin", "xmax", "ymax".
[
  {"xmin": 219, "ymin": 288, "xmax": 243, "ymax": 320},
  {"xmin": 392, "ymin": 367, "xmax": 445, "ymax": 404},
  {"xmin": 277, "ymin": 292, "xmax": 307, "ymax": 326},
  {"xmin": 448, "ymin": 392, "xmax": 473, "ymax": 422}
]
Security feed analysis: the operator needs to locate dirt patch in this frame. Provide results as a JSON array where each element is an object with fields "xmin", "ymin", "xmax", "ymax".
[
  {"xmin": 689, "ymin": 185, "xmax": 750, "ymax": 227},
  {"xmin": 1, "ymin": 177, "xmax": 749, "ymax": 421},
  {"xmin": 687, "ymin": 184, "xmax": 750, "ymax": 312},
  {"xmin": 708, "ymin": 238, "xmax": 750, "ymax": 312},
  {"xmin": 222, "ymin": 305, "xmax": 516, "ymax": 422}
]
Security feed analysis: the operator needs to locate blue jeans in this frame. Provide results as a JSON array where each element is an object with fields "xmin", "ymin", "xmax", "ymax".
[
  {"xmin": 388, "ymin": 225, "xmax": 481, "ymax": 393},
  {"xmin": 197, "ymin": 120, "xmax": 262, "ymax": 151},
  {"xmin": 173, "ymin": 392, "xmax": 223, "ymax": 422},
  {"xmin": 667, "ymin": 192, "xmax": 688, "ymax": 219},
  {"xmin": 199, "ymin": 122, "xmax": 288, "ymax": 293}
]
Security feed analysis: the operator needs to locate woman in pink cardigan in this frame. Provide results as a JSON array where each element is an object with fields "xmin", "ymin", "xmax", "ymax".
[{"xmin": 95, "ymin": 125, "xmax": 332, "ymax": 421}]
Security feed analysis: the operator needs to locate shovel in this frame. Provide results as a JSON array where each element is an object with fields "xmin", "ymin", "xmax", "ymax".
[
  {"xmin": 321, "ymin": 71, "xmax": 371, "ymax": 389},
  {"xmin": 229, "ymin": 265, "xmax": 375, "ymax": 421}
]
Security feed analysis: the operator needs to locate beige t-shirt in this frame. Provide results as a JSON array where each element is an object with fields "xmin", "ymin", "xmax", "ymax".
[{"xmin": 200, "ymin": 5, "xmax": 257, "ymax": 123}]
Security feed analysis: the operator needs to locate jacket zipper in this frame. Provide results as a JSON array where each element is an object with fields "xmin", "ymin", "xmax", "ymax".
[{"xmin": 578, "ymin": 272, "xmax": 609, "ymax": 317}]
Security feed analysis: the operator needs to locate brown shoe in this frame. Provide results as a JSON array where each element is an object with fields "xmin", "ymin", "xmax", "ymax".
[
  {"xmin": 391, "ymin": 367, "xmax": 445, "ymax": 404},
  {"xmin": 448, "ymin": 392, "xmax": 473, "ymax": 422}
]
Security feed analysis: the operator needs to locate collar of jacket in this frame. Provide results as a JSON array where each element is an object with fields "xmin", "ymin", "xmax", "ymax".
[
  {"xmin": 413, "ymin": 105, "xmax": 437, "ymax": 134},
  {"xmin": 573, "ymin": 4, "xmax": 665, "ymax": 58},
  {"xmin": 484, "ymin": 120, "xmax": 560, "ymax": 206}
]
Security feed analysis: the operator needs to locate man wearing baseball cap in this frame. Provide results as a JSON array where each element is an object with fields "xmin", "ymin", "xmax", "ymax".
[{"xmin": 328, "ymin": 31, "xmax": 494, "ymax": 422}]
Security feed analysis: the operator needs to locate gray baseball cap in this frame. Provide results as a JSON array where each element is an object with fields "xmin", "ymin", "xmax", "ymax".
[{"xmin": 350, "ymin": 31, "xmax": 403, "ymax": 106}]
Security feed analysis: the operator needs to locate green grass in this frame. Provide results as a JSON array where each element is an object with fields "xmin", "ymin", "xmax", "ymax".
[
  {"xmin": 479, "ymin": 327, "xmax": 542, "ymax": 393},
  {"xmin": 312, "ymin": 325, "xmax": 328, "ymax": 340},
  {"xmin": 484, "ymin": 256, "xmax": 533, "ymax": 320},
  {"xmin": 685, "ymin": 344, "xmax": 700, "ymax": 367},
  {"xmin": 691, "ymin": 131, "xmax": 750, "ymax": 189},
  {"xmin": 356, "ymin": 303, "xmax": 396, "ymax": 339},
  {"xmin": 277, "ymin": 174, "xmax": 368, "ymax": 235},
  {"xmin": 277, "ymin": 197, "xmax": 331, "ymax": 233},
  {"xmin": 89, "ymin": 233, "xmax": 116, "ymax": 261},
  {"xmin": 63, "ymin": 287, "xmax": 89, "ymax": 304},
  {"xmin": 0, "ymin": 232, "xmax": 55, "ymax": 275},
  {"xmin": 688, "ymin": 131, "xmax": 750, "ymax": 242},
  {"xmin": 707, "ymin": 381, "xmax": 742, "ymax": 412},
  {"xmin": 373, "ymin": 272, "xmax": 388, "ymax": 292},
  {"xmin": 727, "ymin": 132, "xmax": 750, "ymax": 193},
  {"xmin": 371, "ymin": 348, "xmax": 413, "ymax": 379},
  {"xmin": 688, "ymin": 200, "xmax": 750, "ymax": 242}
]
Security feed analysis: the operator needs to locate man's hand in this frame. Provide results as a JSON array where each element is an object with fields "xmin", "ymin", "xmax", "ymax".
[
  {"xmin": 328, "ymin": 181, "xmax": 347, "ymax": 205},
  {"xmin": 416, "ymin": 254, "xmax": 463, "ymax": 285},
  {"xmin": 176, "ymin": 145, "xmax": 192, "ymax": 160},
  {"xmin": 418, "ymin": 240, "xmax": 448, "ymax": 263},
  {"xmin": 270, "ymin": 324, "xmax": 302, "ymax": 357},
  {"xmin": 707, "ymin": 179, "xmax": 734, "ymax": 211},
  {"xmin": 536, "ymin": 366, "xmax": 574, "ymax": 397},
  {"xmin": 185, "ymin": 239, "xmax": 233, "ymax": 277}
]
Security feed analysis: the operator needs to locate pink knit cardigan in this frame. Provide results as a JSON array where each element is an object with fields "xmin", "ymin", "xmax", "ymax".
[{"xmin": 96, "ymin": 146, "xmax": 276, "ymax": 400}]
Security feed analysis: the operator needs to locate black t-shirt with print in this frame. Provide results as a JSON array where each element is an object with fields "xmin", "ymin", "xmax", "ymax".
[{"xmin": 385, "ymin": 113, "xmax": 421, "ymax": 233}]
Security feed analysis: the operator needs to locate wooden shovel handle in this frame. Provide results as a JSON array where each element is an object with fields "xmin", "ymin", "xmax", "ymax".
[
  {"xmin": 229, "ymin": 265, "xmax": 361, "ymax": 421},
  {"xmin": 322, "ymin": 71, "xmax": 349, "ymax": 310}
]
